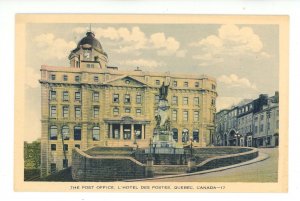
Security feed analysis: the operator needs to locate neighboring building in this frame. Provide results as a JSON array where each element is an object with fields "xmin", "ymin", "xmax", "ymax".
[
  {"xmin": 252, "ymin": 92, "xmax": 279, "ymax": 147},
  {"xmin": 215, "ymin": 92, "xmax": 279, "ymax": 148},
  {"xmin": 40, "ymin": 31, "xmax": 217, "ymax": 176}
]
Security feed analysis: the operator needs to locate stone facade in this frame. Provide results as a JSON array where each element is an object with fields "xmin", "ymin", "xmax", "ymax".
[
  {"xmin": 40, "ymin": 31, "xmax": 217, "ymax": 177},
  {"xmin": 215, "ymin": 92, "xmax": 279, "ymax": 148}
]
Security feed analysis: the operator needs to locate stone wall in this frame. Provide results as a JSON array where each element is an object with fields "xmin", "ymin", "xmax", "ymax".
[
  {"xmin": 72, "ymin": 148, "xmax": 147, "ymax": 181},
  {"xmin": 196, "ymin": 147, "xmax": 258, "ymax": 171}
]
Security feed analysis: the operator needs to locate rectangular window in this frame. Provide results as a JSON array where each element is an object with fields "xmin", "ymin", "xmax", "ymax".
[
  {"xmin": 51, "ymin": 144, "xmax": 56, "ymax": 151},
  {"xmin": 63, "ymin": 75, "xmax": 68, "ymax": 81},
  {"xmin": 212, "ymin": 84, "xmax": 216, "ymax": 90},
  {"xmin": 75, "ymin": 144, "xmax": 80, "ymax": 149},
  {"xmin": 50, "ymin": 74, "xmax": 56, "ymax": 81},
  {"xmin": 183, "ymin": 111, "xmax": 188, "ymax": 121},
  {"xmin": 93, "ymin": 92, "xmax": 99, "ymax": 102},
  {"xmin": 50, "ymin": 106, "xmax": 57, "ymax": 117},
  {"xmin": 184, "ymin": 82, "xmax": 189, "ymax": 87},
  {"xmin": 75, "ymin": 92, "xmax": 81, "ymax": 101},
  {"xmin": 260, "ymin": 114, "xmax": 264, "ymax": 121},
  {"xmin": 183, "ymin": 97, "xmax": 188, "ymax": 105},
  {"xmin": 155, "ymin": 95, "xmax": 160, "ymax": 104},
  {"xmin": 62, "ymin": 106, "xmax": 69, "ymax": 118},
  {"xmin": 50, "ymin": 163, "xmax": 56, "ymax": 173},
  {"xmin": 124, "ymin": 94, "xmax": 131, "ymax": 103},
  {"xmin": 194, "ymin": 97, "xmax": 199, "ymax": 105},
  {"xmin": 260, "ymin": 124, "xmax": 264, "ymax": 132},
  {"xmin": 172, "ymin": 110, "xmax": 177, "ymax": 121},
  {"xmin": 63, "ymin": 144, "xmax": 68, "ymax": 151},
  {"xmin": 136, "ymin": 94, "xmax": 142, "ymax": 104},
  {"xmin": 194, "ymin": 111, "xmax": 199, "ymax": 121},
  {"xmin": 173, "ymin": 81, "xmax": 177, "ymax": 87},
  {"xmin": 172, "ymin": 96, "xmax": 178, "ymax": 105},
  {"xmin": 195, "ymin": 82, "xmax": 199, "ymax": 87},
  {"xmin": 125, "ymin": 108, "xmax": 131, "ymax": 113},
  {"xmin": 63, "ymin": 159, "xmax": 68, "ymax": 169},
  {"xmin": 113, "ymin": 108, "xmax": 119, "ymax": 115},
  {"xmin": 276, "ymin": 120, "xmax": 279, "ymax": 129},
  {"xmin": 75, "ymin": 75, "xmax": 80, "ymax": 82},
  {"xmin": 75, "ymin": 107, "xmax": 81, "ymax": 118},
  {"xmin": 74, "ymin": 127, "xmax": 81, "ymax": 141},
  {"xmin": 62, "ymin": 91, "xmax": 69, "ymax": 101},
  {"xmin": 93, "ymin": 107, "xmax": 99, "ymax": 118},
  {"xmin": 113, "ymin": 94, "xmax": 119, "ymax": 103},
  {"xmin": 136, "ymin": 108, "xmax": 142, "ymax": 116},
  {"xmin": 50, "ymin": 90, "xmax": 56, "ymax": 100},
  {"xmin": 155, "ymin": 80, "xmax": 160, "ymax": 85},
  {"xmin": 94, "ymin": 76, "xmax": 99, "ymax": 82}
]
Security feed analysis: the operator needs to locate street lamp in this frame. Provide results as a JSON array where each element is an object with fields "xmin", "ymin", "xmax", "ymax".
[
  {"xmin": 234, "ymin": 132, "xmax": 242, "ymax": 146},
  {"xmin": 189, "ymin": 137, "xmax": 193, "ymax": 157}
]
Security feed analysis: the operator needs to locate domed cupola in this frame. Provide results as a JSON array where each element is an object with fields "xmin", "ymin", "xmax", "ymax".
[
  {"xmin": 77, "ymin": 31, "xmax": 103, "ymax": 51},
  {"xmin": 69, "ymin": 31, "xmax": 108, "ymax": 69}
]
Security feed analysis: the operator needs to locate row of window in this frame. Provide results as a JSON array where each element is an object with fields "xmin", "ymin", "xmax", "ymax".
[
  {"xmin": 50, "ymin": 90, "xmax": 82, "ymax": 101},
  {"xmin": 49, "ymin": 90, "xmax": 216, "ymax": 107},
  {"xmin": 112, "ymin": 94, "xmax": 142, "ymax": 104},
  {"xmin": 49, "ymin": 126, "xmax": 101, "ymax": 141},
  {"xmin": 171, "ymin": 110, "xmax": 200, "ymax": 122},
  {"xmin": 50, "ymin": 143, "xmax": 80, "ymax": 151},
  {"xmin": 50, "ymin": 105, "xmax": 143, "ymax": 118},
  {"xmin": 155, "ymin": 80, "xmax": 216, "ymax": 90},
  {"xmin": 50, "ymin": 74, "xmax": 82, "ymax": 82}
]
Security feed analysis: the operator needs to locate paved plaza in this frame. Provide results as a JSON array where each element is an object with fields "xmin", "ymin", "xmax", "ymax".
[{"xmin": 144, "ymin": 148, "xmax": 278, "ymax": 182}]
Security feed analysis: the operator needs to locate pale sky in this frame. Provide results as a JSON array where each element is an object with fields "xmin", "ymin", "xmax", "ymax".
[{"xmin": 24, "ymin": 23, "xmax": 279, "ymax": 142}]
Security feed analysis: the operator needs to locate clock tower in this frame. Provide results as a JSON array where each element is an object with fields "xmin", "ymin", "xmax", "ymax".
[{"xmin": 68, "ymin": 31, "xmax": 108, "ymax": 69}]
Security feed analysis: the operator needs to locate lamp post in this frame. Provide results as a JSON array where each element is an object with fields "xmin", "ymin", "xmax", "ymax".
[
  {"xmin": 266, "ymin": 110, "xmax": 271, "ymax": 147},
  {"xmin": 234, "ymin": 132, "xmax": 242, "ymax": 146},
  {"xmin": 189, "ymin": 137, "xmax": 193, "ymax": 158}
]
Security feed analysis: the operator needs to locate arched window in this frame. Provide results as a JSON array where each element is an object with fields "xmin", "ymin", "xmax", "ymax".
[
  {"xmin": 172, "ymin": 128, "xmax": 178, "ymax": 142},
  {"xmin": 61, "ymin": 126, "xmax": 69, "ymax": 140},
  {"xmin": 182, "ymin": 128, "xmax": 189, "ymax": 143},
  {"xmin": 92, "ymin": 126, "xmax": 100, "ymax": 141},
  {"xmin": 74, "ymin": 126, "xmax": 81, "ymax": 141},
  {"xmin": 193, "ymin": 129, "xmax": 199, "ymax": 142},
  {"xmin": 50, "ymin": 126, "xmax": 57, "ymax": 140}
]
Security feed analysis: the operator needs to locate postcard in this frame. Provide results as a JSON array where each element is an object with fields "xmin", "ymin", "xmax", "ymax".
[{"xmin": 14, "ymin": 14, "xmax": 289, "ymax": 192}]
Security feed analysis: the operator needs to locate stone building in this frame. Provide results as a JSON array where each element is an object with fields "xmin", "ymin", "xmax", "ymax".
[
  {"xmin": 215, "ymin": 92, "xmax": 279, "ymax": 148},
  {"xmin": 40, "ymin": 31, "xmax": 217, "ymax": 176},
  {"xmin": 252, "ymin": 93, "xmax": 279, "ymax": 147}
]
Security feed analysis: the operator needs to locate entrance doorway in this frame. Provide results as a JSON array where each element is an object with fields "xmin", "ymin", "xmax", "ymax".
[{"xmin": 123, "ymin": 124, "xmax": 131, "ymax": 140}]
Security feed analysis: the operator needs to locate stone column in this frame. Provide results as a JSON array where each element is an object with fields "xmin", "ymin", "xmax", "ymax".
[
  {"xmin": 120, "ymin": 124, "xmax": 124, "ymax": 140},
  {"xmin": 131, "ymin": 124, "xmax": 134, "ymax": 141},
  {"xmin": 109, "ymin": 124, "xmax": 113, "ymax": 138},
  {"xmin": 142, "ymin": 124, "xmax": 145, "ymax": 139}
]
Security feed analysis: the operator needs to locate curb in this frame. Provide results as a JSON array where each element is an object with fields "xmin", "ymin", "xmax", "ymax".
[{"xmin": 125, "ymin": 151, "xmax": 269, "ymax": 182}]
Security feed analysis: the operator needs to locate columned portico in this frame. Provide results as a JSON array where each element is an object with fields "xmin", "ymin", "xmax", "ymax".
[{"xmin": 105, "ymin": 116, "xmax": 150, "ymax": 142}]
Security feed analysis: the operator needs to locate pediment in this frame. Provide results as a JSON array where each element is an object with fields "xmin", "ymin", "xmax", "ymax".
[{"xmin": 104, "ymin": 75, "xmax": 148, "ymax": 87}]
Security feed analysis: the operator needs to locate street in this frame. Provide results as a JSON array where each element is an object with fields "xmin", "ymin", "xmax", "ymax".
[{"xmin": 144, "ymin": 148, "xmax": 278, "ymax": 182}]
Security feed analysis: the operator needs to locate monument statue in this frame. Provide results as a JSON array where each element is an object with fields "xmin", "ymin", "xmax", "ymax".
[
  {"xmin": 155, "ymin": 82, "xmax": 170, "ymax": 130},
  {"xmin": 159, "ymin": 82, "xmax": 169, "ymax": 100},
  {"xmin": 146, "ymin": 80, "xmax": 184, "ymax": 153}
]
